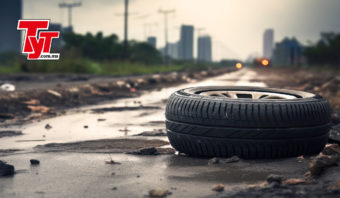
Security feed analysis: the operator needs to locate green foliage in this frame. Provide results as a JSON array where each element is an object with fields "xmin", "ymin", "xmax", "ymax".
[
  {"xmin": 62, "ymin": 32, "xmax": 162, "ymax": 64},
  {"xmin": 305, "ymin": 32, "xmax": 340, "ymax": 66},
  {"xmin": 25, "ymin": 58, "xmax": 102, "ymax": 74},
  {"xmin": 129, "ymin": 41, "xmax": 162, "ymax": 64}
]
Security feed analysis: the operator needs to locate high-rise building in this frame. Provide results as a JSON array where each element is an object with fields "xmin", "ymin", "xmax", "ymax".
[
  {"xmin": 0, "ymin": 0, "xmax": 22, "ymax": 53},
  {"xmin": 167, "ymin": 42, "xmax": 179, "ymax": 59},
  {"xmin": 272, "ymin": 37, "xmax": 305, "ymax": 66},
  {"xmin": 178, "ymin": 25, "xmax": 194, "ymax": 60},
  {"xmin": 263, "ymin": 29, "xmax": 274, "ymax": 58},
  {"xmin": 147, "ymin": 37, "xmax": 157, "ymax": 48},
  {"xmin": 197, "ymin": 36, "xmax": 212, "ymax": 62},
  {"xmin": 160, "ymin": 42, "xmax": 178, "ymax": 59}
]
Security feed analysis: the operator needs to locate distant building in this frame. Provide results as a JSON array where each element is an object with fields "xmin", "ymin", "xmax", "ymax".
[
  {"xmin": 0, "ymin": 0, "xmax": 22, "ymax": 53},
  {"xmin": 167, "ymin": 42, "xmax": 179, "ymax": 59},
  {"xmin": 263, "ymin": 29, "xmax": 274, "ymax": 59},
  {"xmin": 272, "ymin": 37, "xmax": 305, "ymax": 66},
  {"xmin": 197, "ymin": 36, "xmax": 212, "ymax": 62},
  {"xmin": 160, "ymin": 42, "xmax": 178, "ymax": 59},
  {"xmin": 178, "ymin": 25, "xmax": 194, "ymax": 60},
  {"xmin": 147, "ymin": 37, "xmax": 156, "ymax": 48}
]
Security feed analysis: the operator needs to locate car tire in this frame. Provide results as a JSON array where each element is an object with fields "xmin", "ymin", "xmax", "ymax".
[{"xmin": 165, "ymin": 86, "xmax": 331, "ymax": 158}]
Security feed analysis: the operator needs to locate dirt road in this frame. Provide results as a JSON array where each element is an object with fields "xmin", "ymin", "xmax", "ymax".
[{"xmin": 0, "ymin": 68, "xmax": 339, "ymax": 198}]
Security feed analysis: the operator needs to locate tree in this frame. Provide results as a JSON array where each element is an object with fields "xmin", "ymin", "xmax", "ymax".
[{"xmin": 304, "ymin": 32, "xmax": 340, "ymax": 66}]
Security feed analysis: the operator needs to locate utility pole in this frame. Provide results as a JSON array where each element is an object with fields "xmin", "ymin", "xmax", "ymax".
[
  {"xmin": 115, "ymin": 0, "xmax": 138, "ymax": 59},
  {"xmin": 158, "ymin": 9, "xmax": 175, "ymax": 65},
  {"xmin": 123, "ymin": 0, "xmax": 128, "ymax": 59},
  {"xmin": 59, "ymin": 2, "xmax": 82, "ymax": 31}
]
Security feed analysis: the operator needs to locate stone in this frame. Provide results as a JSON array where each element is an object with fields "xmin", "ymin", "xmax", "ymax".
[
  {"xmin": 30, "ymin": 159, "xmax": 40, "ymax": 165},
  {"xmin": 129, "ymin": 147, "xmax": 159, "ymax": 155},
  {"xmin": 322, "ymin": 144, "xmax": 340, "ymax": 156},
  {"xmin": 45, "ymin": 124, "xmax": 52, "ymax": 129},
  {"xmin": 309, "ymin": 154, "xmax": 340, "ymax": 176},
  {"xmin": 0, "ymin": 160, "xmax": 15, "ymax": 176},
  {"xmin": 208, "ymin": 156, "xmax": 240, "ymax": 165},
  {"xmin": 327, "ymin": 181, "xmax": 340, "ymax": 191},
  {"xmin": 283, "ymin": 178, "xmax": 313, "ymax": 185},
  {"xmin": 148, "ymin": 187, "xmax": 169, "ymax": 197},
  {"xmin": 267, "ymin": 174, "xmax": 283, "ymax": 185},
  {"xmin": 211, "ymin": 184, "xmax": 225, "ymax": 192}
]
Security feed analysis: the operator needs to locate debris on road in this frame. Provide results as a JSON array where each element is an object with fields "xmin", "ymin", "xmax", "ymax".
[
  {"xmin": 0, "ymin": 113, "xmax": 14, "ymax": 120},
  {"xmin": 148, "ymin": 187, "xmax": 170, "ymax": 197},
  {"xmin": 329, "ymin": 124, "xmax": 340, "ymax": 144},
  {"xmin": 322, "ymin": 144, "xmax": 340, "ymax": 155},
  {"xmin": 105, "ymin": 155, "xmax": 121, "ymax": 165},
  {"xmin": 208, "ymin": 156, "xmax": 240, "ymax": 165},
  {"xmin": 0, "ymin": 83, "xmax": 15, "ymax": 92},
  {"xmin": 327, "ymin": 181, "xmax": 340, "ymax": 191},
  {"xmin": 118, "ymin": 127, "xmax": 130, "ymax": 133},
  {"xmin": 128, "ymin": 147, "xmax": 159, "ymax": 155},
  {"xmin": 0, "ymin": 130, "xmax": 23, "ymax": 138},
  {"xmin": 309, "ymin": 154, "xmax": 340, "ymax": 176},
  {"xmin": 22, "ymin": 99, "xmax": 40, "ymax": 105},
  {"xmin": 266, "ymin": 174, "xmax": 283, "ymax": 185},
  {"xmin": 45, "ymin": 124, "xmax": 52, "ymax": 130},
  {"xmin": 30, "ymin": 159, "xmax": 40, "ymax": 165},
  {"xmin": 47, "ymin": 89, "xmax": 62, "ymax": 98},
  {"xmin": 156, "ymin": 147, "xmax": 176, "ymax": 155},
  {"xmin": 97, "ymin": 118, "xmax": 106, "ymax": 122},
  {"xmin": 211, "ymin": 184, "xmax": 225, "ymax": 192},
  {"xmin": 282, "ymin": 178, "xmax": 314, "ymax": 185},
  {"xmin": 34, "ymin": 138, "xmax": 169, "ymax": 153},
  {"xmin": 28, "ymin": 105, "xmax": 50, "ymax": 113},
  {"xmin": 0, "ymin": 160, "xmax": 15, "ymax": 176},
  {"xmin": 84, "ymin": 125, "xmax": 88, "ymax": 129}
]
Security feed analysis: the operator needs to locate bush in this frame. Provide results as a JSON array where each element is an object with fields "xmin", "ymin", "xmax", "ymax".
[{"xmin": 25, "ymin": 58, "xmax": 102, "ymax": 74}]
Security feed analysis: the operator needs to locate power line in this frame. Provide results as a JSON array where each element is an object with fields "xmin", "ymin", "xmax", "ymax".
[
  {"xmin": 59, "ymin": 1, "xmax": 82, "ymax": 30},
  {"xmin": 158, "ymin": 9, "xmax": 175, "ymax": 65}
]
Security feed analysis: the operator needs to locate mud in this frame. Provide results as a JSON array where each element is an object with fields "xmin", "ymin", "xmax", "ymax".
[
  {"xmin": 0, "ymin": 130, "xmax": 22, "ymax": 138},
  {"xmin": 207, "ymin": 182, "xmax": 340, "ymax": 198},
  {"xmin": 91, "ymin": 105, "xmax": 161, "ymax": 113},
  {"xmin": 34, "ymin": 138, "xmax": 169, "ymax": 153},
  {"xmin": 0, "ymin": 68, "xmax": 340, "ymax": 197},
  {"xmin": 0, "ymin": 68, "xmax": 235, "ymax": 126}
]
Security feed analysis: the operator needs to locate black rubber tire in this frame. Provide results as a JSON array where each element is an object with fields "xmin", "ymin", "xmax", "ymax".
[
  {"xmin": 166, "ymin": 86, "xmax": 331, "ymax": 128},
  {"xmin": 165, "ymin": 86, "xmax": 332, "ymax": 158},
  {"xmin": 166, "ymin": 120, "xmax": 330, "ymax": 139},
  {"xmin": 167, "ymin": 130, "xmax": 329, "ymax": 158}
]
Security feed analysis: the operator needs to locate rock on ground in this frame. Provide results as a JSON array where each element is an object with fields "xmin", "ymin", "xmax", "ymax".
[
  {"xmin": 0, "ymin": 160, "xmax": 15, "ymax": 176},
  {"xmin": 148, "ymin": 187, "xmax": 170, "ymax": 197}
]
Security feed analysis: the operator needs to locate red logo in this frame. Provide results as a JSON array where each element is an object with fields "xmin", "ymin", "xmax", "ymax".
[{"xmin": 17, "ymin": 20, "xmax": 60, "ymax": 60}]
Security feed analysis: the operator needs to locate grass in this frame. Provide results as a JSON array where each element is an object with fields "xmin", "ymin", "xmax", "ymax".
[{"xmin": 0, "ymin": 58, "xmax": 213, "ymax": 75}]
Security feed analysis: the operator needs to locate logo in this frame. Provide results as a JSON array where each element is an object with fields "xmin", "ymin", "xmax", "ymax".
[{"xmin": 17, "ymin": 20, "xmax": 60, "ymax": 60}]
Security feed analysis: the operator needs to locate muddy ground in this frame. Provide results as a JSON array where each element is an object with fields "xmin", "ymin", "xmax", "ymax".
[
  {"xmin": 0, "ymin": 67, "xmax": 340, "ymax": 198},
  {"xmin": 0, "ymin": 68, "xmax": 235, "ymax": 126}
]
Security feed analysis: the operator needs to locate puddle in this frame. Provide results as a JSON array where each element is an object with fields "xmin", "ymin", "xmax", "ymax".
[{"xmin": 0, "ymin": 69, "xmax": 266, "ymax": 151}]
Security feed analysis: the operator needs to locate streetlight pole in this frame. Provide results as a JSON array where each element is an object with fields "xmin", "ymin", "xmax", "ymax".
[{"xmin": 159, "ymin": 9, "xmax": 175, "ymax": 65}]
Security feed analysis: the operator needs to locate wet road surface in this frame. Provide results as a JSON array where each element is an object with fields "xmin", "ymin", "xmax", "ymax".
[{"xmin": 1, "ymin": 68, "xmax": 338, "ymax": 198}]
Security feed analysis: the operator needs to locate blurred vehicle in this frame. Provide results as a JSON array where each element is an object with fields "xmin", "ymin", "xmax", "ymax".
[
  {"xmin": 235, "ymin": 62, "xmax": 243, "ymax": 69},
  {"xmin": 254, "ymin": 57, "xmax": 271, "ymax": 67}
]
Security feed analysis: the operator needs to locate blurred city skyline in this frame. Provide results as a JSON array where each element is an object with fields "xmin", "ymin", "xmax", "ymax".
[{"xmin": 22, "ymin": 0, "xmax": 340, "ymax": 61}]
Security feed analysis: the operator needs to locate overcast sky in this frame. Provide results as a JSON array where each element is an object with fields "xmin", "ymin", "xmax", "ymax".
[{"xmin": 23, "ymin": 0, "xmax": 340, "ymax": 61}]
